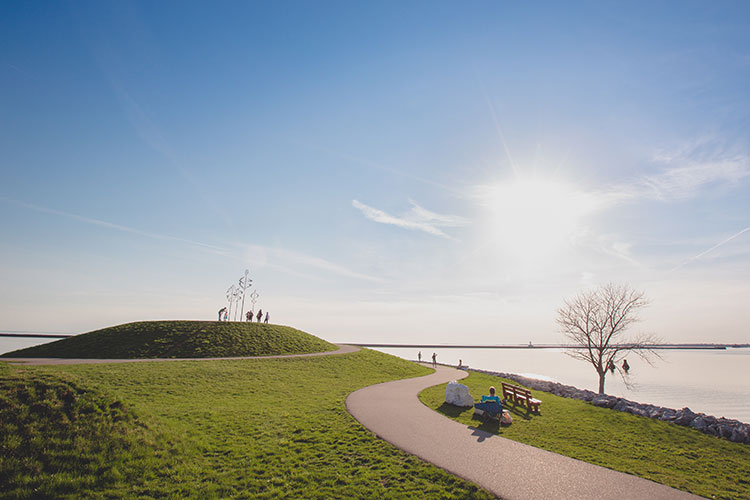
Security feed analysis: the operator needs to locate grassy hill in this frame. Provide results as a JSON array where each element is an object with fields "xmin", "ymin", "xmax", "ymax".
[
  {"xmin": 0, "ymin": 350, "xmax": 494, "ymax": 499},
  {"xmin": 1, "ymin": 321, "xmax": 337, "ymax": 359}
]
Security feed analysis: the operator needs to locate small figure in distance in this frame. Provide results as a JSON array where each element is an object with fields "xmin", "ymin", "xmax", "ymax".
[
  {"xmin": 457, "ymin": 359, "xmax": 463, "ymax": 369},
  {"xmin": 481, "ymin": 386, "xmax": 500, "ymax": 403},
  {"xmin": 264, "ymin": 311, "xmax": 269, "ymax": 323},
  {"xmin": 223, "ymin": 311, "xmax": 229, "ymax": 321},
  {"xmin": 622, "ymin": 359, "xmax": 630, "ymax": 373},
  {"xmin": 608, "ymin": 360, "xmax": 616, "ymax": 373},
  {"xmin": 431, "ymin": 352, "xmax": 437, "ymax": 368},
  {"xmin": 218, "ymin": 307, "xmax": 227, "ymax": 321},
  {"xmin": 246, "ymin": 311, "xmax": 252, "ymax": 322},
  {"xmin": 418, "ymin": 351, "xmax": 422, "ymax": 363},
  {"xmin": 256, "ymin": 309, "xmax": 263, "ymax": 323}
]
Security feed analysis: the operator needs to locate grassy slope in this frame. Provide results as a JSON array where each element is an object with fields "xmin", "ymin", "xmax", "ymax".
[
  {"xmin": 420, "ymin": 371, "xmax": 750, "ymax": 500},
  {"xmin": 0, "ymin": 363, "xmax": 182, "ymax": 499},
  {"xmin": 1, "ymin": 350, "xmax": 494, "ymax": 499},
  {"xmin": 1, "ymin": 321, "xmax": 337, "ymax": 359}
]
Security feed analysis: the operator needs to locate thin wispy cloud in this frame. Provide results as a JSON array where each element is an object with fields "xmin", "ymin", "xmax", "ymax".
[
  {"xmin": 606, "ymin": 139, "xmax": 750, "ymax": 204},
  {"xmin": 352, "ymin": 199, "xmax": 468, "ymax": 240},
  {"xmin": 0, "ymin": 196, "xmax": 228, "ymax": 253},
  {"xmin": 639, "ymin": 158, "xmax": 749, "ymax": 202},
  {"xmin": 549, "ymin": 139, "xmax": 750, "ymax": 212},
  {"xmin": 243, "ymin": 244, "xmax": 385, "ymax": 284}
]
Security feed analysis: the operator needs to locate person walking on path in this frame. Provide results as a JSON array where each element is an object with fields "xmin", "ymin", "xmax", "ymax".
[
  {"xmin": 218, "ymin": 307, "xmax": 227, "ymax": 321},
  {"xmin": 256, "ymin": 309, "xmax": 263, "ymax": 322},
  {"xmin": 431, "ymin": 352, "xmax": 437, "ymax": 368},
  {"xmin": 418, "ymin": 351, "xmax": 422, "ymax": 363},
  {"xmin": 264, "ymin": 311, "xmax": 269, "ymax": 323}
]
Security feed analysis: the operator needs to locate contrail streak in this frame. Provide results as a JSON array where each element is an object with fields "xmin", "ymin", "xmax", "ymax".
[
  {"xmin": 0, "ymin": 196, "xmax": 228, "ymax": 253},
  {"xmin": 670, "ymin": 226, "xmax": 750, "ymax": 272},
  {"xmin": 290, "ymin": 140, "xmax": 466, "ymax": 197}
]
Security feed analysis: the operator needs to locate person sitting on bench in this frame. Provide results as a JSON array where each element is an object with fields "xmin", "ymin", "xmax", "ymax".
[{"xmin": 481, "ymin": 386, "xmax": 500, "ymax": 403}]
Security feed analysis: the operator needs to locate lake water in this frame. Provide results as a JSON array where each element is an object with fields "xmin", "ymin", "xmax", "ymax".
[
  {"xmin": 373, "ymin": 346, "xmax": 750, "ymax": 424},
  {"xmin": 2, "ymin": 337, "xmax": 748, "ymax": 424}
]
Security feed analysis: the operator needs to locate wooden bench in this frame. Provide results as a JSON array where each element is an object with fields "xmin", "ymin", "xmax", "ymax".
[{"xmin": 501, "ymin": 382, "xmax": 542, "ymax": 413}]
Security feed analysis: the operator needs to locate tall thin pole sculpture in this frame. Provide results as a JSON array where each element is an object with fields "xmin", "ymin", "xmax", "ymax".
[
  {"xmin": 232, "ymin": 287, "xmax": 242, "ymax": 321},
  {"xmin": 238, "ymin": 269, "xmax": 252, "ymax": 321},
  {"xmin": 226, "ymin": 284, "xmax": 236, "ymax": 321},
  {"xmin": 249, "ymin": 290, "xmax": 259, "ymax": 319}
]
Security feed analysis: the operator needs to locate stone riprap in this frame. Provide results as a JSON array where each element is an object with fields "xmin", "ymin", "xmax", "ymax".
[{"xmin": 472, "ymin": 369, "xmax": 750, "ymax": 445}]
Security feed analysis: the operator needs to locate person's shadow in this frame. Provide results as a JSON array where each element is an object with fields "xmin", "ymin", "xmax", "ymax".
[{"xmin": 468, "ymin": 426, "xmax": 495, "ymax": 443}]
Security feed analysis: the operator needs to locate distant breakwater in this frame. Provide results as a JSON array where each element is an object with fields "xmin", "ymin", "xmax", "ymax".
[{"xmin": 472, "ymin": 368, "xmax": 750, "ymax": 445}]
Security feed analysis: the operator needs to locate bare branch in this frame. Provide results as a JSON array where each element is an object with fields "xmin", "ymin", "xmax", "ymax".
[{"xmin": 557, "ymin": 283, "xmax": 659, "ymax": 394}]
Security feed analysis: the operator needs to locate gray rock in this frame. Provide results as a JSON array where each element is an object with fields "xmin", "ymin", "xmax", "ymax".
[
  {"xmin": 689, "ymin": 416, "xmax": 707, "ymax": 431},
  {"xmin": 658, "ymin": 408, "xmax": 677, "ymax": 421},
  {"xmin": 673, "ymin": 408, "xmax": 696, "ymax": 426}
]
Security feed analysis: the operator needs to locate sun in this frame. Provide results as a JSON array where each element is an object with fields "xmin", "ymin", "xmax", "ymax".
[{"xmin": 481, "ymin": 177, "xmax": 598, "ymax": 261}]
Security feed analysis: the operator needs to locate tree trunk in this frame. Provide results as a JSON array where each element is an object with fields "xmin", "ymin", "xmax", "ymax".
[{"xmin": 598, "ymin": 371, "xmax": 606, "ymax": 394}]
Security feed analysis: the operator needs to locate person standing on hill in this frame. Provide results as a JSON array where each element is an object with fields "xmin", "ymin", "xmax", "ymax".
[
  {"xmin": 246, "ymin": 311, "xmax": 252, "ymax": 322},
  {"xmin": 264, "ymin": 311, "xmax": 269, "ymax": 323},
  {"xmin": 218, "ymin": 307, "xmax": 227, "ymax": 321},
  {"xmin": 256, "ymin": 309, "xmax": 263, "ymax": 322}
]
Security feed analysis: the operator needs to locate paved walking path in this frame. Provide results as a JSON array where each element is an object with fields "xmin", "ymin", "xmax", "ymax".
[
  {"xmin": 347, "ymin": 363, "xmax": 702, "ymax": 500},
  {"xmin": 1, "ymin": 343, "xmax": 359, "ymax": 365}
]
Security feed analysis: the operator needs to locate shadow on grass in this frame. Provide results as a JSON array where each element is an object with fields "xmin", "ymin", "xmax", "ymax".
[
  {"xmin": 502, "ymin": 401, "xmax": 537, "ymax": 421},
  {"xmin": 435, "ymin": 402, "xmax": 472, "ymax": 418}
]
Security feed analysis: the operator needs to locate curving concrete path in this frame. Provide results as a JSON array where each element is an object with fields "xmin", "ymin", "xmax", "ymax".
[
  {"xmin": 347, "ymin": 363, "xmax": 702, "ymax": 500},
  {"xmin": 1, "ymin": 343, "xmax": 359, "ymax": 365}
]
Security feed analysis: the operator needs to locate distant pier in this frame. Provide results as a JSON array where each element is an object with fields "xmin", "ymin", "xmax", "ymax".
[
  {"xmin": 0, "ymin": 332, "xmax": 73, "ymax": 339},
  {"xmin": 357, "ymin": 343, "xmax": 743, "ymax": 350}
]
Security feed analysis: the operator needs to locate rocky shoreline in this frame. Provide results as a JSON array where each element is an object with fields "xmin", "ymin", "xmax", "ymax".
[{"xmin": 472, "ymin": 368, "xmax": 750, "ymax": 445}]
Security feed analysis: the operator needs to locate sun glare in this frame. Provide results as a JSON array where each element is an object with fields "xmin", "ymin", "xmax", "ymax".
[{"xmin": 482, "ymin": 178, "xmax": 597, "ymax": 260}]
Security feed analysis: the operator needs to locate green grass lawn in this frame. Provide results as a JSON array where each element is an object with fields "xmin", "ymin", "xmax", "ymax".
[
  {"xmin": 1, "ymin": 350, "xmax": 494, "ymax": 499},
  {"xmin": 419, "ymin": 371, "xmax": 750, "ymax": 500},
  {"xmin": 1, "ymin": 321, "xmax": 337, "ymax": 359}
]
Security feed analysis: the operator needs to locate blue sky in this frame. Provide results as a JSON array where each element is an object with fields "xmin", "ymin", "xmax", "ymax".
[{"xmin": 1, "ymin": 1, "xmax": 749, "ymax": 343}]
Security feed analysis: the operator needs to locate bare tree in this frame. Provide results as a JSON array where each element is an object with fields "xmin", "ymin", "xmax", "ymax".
[{"xmin": 556, "ymin": 283, "xmax": 660, "ymax": 394}]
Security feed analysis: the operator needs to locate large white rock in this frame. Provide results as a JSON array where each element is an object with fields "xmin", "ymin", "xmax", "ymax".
[{"xmin": 445, "ymin": 381, "xmax": 474, "ymax": 407}]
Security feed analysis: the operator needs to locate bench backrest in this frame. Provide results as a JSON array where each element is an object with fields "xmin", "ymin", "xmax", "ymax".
[{"xmin": 502, "ymin": 383, "xmax": 532, "ymax": 398}]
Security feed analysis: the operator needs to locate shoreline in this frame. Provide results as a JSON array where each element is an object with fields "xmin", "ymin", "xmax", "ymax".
[{"xmin": 466, "ymin": 366, "xmax": 750, "ymax": 444}]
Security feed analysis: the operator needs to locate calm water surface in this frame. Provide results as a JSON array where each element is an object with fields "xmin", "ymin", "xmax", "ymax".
[{"xmin": 374, "ymin": 346, "xmax": 750, "ymax": 424}]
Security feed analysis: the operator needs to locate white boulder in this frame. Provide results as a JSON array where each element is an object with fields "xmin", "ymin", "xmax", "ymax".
[{"xmin": 445, "ymin": 381, "xmax": 474, "ymax": 407}]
